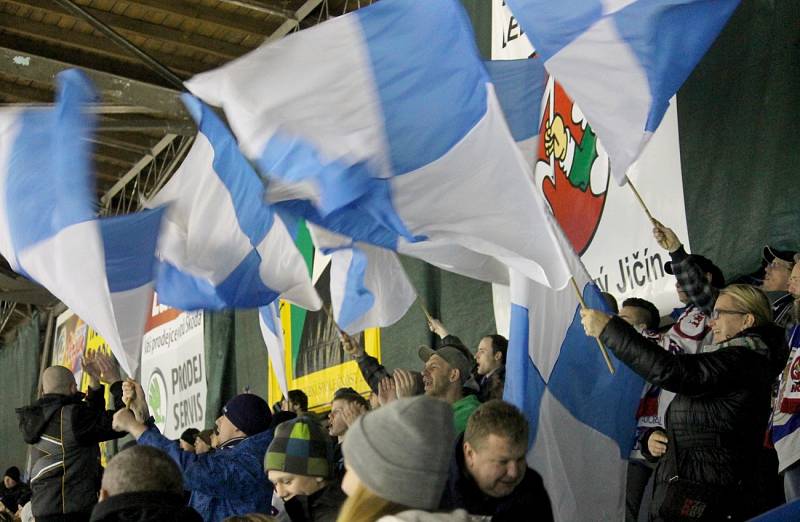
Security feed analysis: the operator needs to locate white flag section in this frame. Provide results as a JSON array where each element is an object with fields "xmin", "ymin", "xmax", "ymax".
[
  {"xmin": 505, "ymin": 223, "xmax": 643, "ymax": 521},
  {"xmin": 504, "ymin": 0, "xmax": 739, "ymax": 183},
  {"xmin": 187, "ymin": 0, "xmax": 571, "ymax": 290},
  {"xmin": 259, "ymin": 301, "xmax": 288, "ymax": 398},
  {"xmin": 0, "ymin": 70, "xmax": 162, "ymax": 376},
  {"xmin": 147, "ymin": 95, "xmax": 321, "ymax": 312}
]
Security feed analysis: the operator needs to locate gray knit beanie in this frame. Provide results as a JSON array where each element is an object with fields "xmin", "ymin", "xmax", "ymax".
[{"xmin": 342, "ymin": 395, "xmax": 455, "ymax": 510}]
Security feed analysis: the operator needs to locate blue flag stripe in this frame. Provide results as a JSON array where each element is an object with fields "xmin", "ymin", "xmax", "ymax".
[
  {"xmin": 356, "ymin": 0, "xmax": 488, "ymax": 176},
  {"xmin": 182, "ymin": 95, "xmax": 275, "ymax": 244},
  {"xmin": 100, "ymin": 207, "xmax": 165, "ymax": 293},
  {"xmin": 505, "ymin": 0, "xmax": 603, "ymax": 61},
  {"xmin": 7, "ymin": 72, "xmax": 96, "ymax": 253},
  {"xmin": 505, "ymin": 303, "xmax": 547, "ymax": 449},
  {"xmin": 484, "ymin": 58, "xmax": 547, "ymax": 142},
  {"xmin": 336, "ymin": 246, "xmax": 375, "ymax": 331},
  {"xmin": 546, "ymin": 282, "xmax": 643, "ymax": 457}
]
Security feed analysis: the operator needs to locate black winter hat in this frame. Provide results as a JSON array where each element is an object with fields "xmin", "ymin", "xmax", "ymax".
[
  {"xmin": 4, "ymin": 466, "xmax": 20, "ymax": 482},
  {"xmin": 222, "ymin": 393, "xmax": 272, "ymax": 436}
]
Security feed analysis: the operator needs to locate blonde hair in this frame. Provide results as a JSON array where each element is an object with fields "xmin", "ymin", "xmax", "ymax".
[
  {"xmin": 719, "ymin": 284, "xmax": 773, "ymax": 326},
  {"xmin": 335, "ymin": 483, "xmax": 409, "ymax": 522}
]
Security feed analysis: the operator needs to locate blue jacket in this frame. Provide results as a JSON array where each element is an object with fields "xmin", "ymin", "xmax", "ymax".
[{"xmin": 138, "ymin": 427, "xmax": 273, "ymax": 522}]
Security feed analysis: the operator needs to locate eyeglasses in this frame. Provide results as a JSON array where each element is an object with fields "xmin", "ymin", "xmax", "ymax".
[{"xmin": 710, "ymin": 309, "xmax": 748, "ymax": 320}]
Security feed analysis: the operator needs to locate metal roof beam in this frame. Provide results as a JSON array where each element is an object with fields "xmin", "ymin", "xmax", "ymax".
[
  {"xmin": 0, "ymin": 46, "xmax": 188, "ymax": 121},
  {"xmin": 267, "ymin": 0, "xmax": 324, "ymax": 43}
]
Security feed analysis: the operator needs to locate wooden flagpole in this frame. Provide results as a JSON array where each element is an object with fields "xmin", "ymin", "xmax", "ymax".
[{"xmin": 625, "ymin": 175, "xmax": 655, "ymax": 223}]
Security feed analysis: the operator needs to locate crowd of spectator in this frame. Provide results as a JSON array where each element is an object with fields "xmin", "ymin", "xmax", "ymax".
[{"xmin": 5, "ymin": 221, "xmax": 799, "ymax": 522}]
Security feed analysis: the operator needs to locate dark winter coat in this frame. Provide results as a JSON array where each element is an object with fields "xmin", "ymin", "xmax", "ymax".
[
  {"xmin": 15, "ymin": 383, "xmax": 125, "ymax": 521},
  {"xmin": 439, "ymin": 433, "xmax": 553, "ymax": 522},
  {"xmin": 89, "ymin": 491, "xmax": 202, "ymax": 522},
  {"xmin": 600, "ymin": 317, "xmax": 789, "ymax": 521},
  {"xmin": 137, "ymin": 427, "xmax": 273, "ymax": 522}
]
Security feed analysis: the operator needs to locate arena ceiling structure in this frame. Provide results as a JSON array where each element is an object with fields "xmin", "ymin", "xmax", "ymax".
[{"xmin": 0, "ymin": 0, "xmax": 372, "ymax": 340}]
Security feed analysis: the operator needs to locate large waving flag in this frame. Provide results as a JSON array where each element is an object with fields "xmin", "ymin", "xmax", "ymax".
[
  {"xmin": 505, "ymin": 219, "xmax": 643, "ymax": 521},
  {"xmin": 504, "ymin": 0, "xmax": 739, "ymax": 183},
  {"xmin": 0, "ymin": 70, "xmax": 163, "ymax": 376},
  {"xmin": 147, "ymin": 95, "xmax": 321, "ymax": 312},
  {"xmin": 186, "ymin": 0, "xmax": 570, "ymax": 290}
]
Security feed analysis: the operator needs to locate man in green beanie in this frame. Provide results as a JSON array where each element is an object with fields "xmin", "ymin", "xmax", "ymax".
[{"xmin": 265, "ymin": 416, "xmax": 344, "ymax": 521}]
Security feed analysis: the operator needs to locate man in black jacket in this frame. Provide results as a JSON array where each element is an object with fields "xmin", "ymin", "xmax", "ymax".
[
  {"xmin": 439, "ymin": 400, "xmax": 553, "ymax": 521},
  {"xmin": 16, "ymin": 353, "xmax": 126, "ymax": 522}
]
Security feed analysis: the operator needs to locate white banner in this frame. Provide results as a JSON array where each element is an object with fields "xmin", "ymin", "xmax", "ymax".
[
  {"xmin": 491, "ymin": 0, "xmax": 690, "ymax": 335},
  {"xmin": 139, "ymin": 296, "xmax": 206, "ymax": 438}
]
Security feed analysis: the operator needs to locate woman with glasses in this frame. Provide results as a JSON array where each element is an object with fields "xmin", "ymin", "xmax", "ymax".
[{"xmin": 579, "ymin": 224, "xmax": 789, "ymax": 521}]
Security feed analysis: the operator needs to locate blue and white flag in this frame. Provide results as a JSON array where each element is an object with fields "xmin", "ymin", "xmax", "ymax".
[
  {"xmin": 187, "ymin": 0, "xmax": 570, "ymax": 290},
  {"xmin": 505, "ymin": 219, "xmax": 643, "ymax": 521},
  {"xmin": 0, "ymin": 70, "xmax": 163, "ymax": 376},
  {"xmin": 504, "ymin": 0, "xmax": 739, "ymax": 183},
  {"xmin": 147, "ymin": 95, "xmax": 321, "ymax": 312},
  {"xmin": 308, "ymin": 225, "xmax": 416, "ymax": 335},
  {"xmin": 485, "ymin": 57, "xmax": 548, "ymax": 172},
  {"xmin": 259, "ymin": 301, "xmax": 289, "ymax": 398}
]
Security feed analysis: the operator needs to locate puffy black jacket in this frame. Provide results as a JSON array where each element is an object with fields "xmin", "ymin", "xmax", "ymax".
[
  {"xmin": 601, "ymin": 318, "xmax": 789, "ymax": 521},
  {"xmin": 15, "ymin": 383, "xmax": 125, "ymax": 521}
]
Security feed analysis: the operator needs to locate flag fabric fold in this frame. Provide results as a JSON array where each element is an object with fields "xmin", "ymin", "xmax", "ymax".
[
  {"xmin": 0, "ymin": 70, "xmax": 162, "ymax": 376},
  {"xmin": 503, "ymin": 0, "xmax": 739, "ymax": 183},
  {"xmin": 259, "ymin": 300, "xmax": 289, "ymax": 399},
  {"xmin": 309, "ymin": 225, "xmax": 417, "ymax": 335},
  {"xmin": 147, "ymin": 95, "xmax": 321, "ymax": 312},
  {"xmin": 187, "ymin": 0, "xmax": 571, "ymax": 290},
  {"xmin": 505, "ymin": 219, "xmax": 643, "ymax": 521}
]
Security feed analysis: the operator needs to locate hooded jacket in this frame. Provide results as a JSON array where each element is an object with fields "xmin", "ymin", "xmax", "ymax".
[
  {"xmin": 137, "ymin": 426, "xmax": 273, "ymax": 522},
  {"xmin": 89, "ymin": 491, "xmax": 202, "ymax": 522},
  {"xmin": 15, "ymin": 383, "xmax": 125, "ymax": 521},
  {"xmin": 600, "ymin": 318, "xmax": 789, "ymax": 521}
]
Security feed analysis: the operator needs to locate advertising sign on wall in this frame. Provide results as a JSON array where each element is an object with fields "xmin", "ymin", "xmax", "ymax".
[{"xmin": 139, "ymin": 296, "xmax": 206, "ymax": 438}]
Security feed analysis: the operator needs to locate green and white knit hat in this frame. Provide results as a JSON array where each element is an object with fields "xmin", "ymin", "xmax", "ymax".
[{"xmin": 264, "ymin": 416, "xmax": 333, "ymax": 479}]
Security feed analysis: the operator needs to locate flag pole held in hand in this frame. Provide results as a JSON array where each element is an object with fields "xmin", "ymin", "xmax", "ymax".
[{"xmin": 569, "ymin": 277, "xmax": 615, "ymax": 374}]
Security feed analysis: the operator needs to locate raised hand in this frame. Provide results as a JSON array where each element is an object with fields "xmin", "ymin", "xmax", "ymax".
[
  {"xmin": 340, "ymin": 401, "xmax": 367, "ymax": 427},
  {"xmin": 378, "ymin": 376, "xmax": 397, "ymax": 406},
  {"xmin": 427, "ymin": 318, "xmax": 449, "ymax": 338},
  {"xmin": 652, "ymin": 220, "xmax": 681, "ymax": 253},
  {"xmin": 122, "ymin": 379, "xmax": 149, "ymax": 423},
  {"xmin": 393, "ymin": 368, "xmax": 417, "ymax": 398},
  {"xmin": 340, "ymin": 332, "xmax": 365, "ymax": 357}
]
